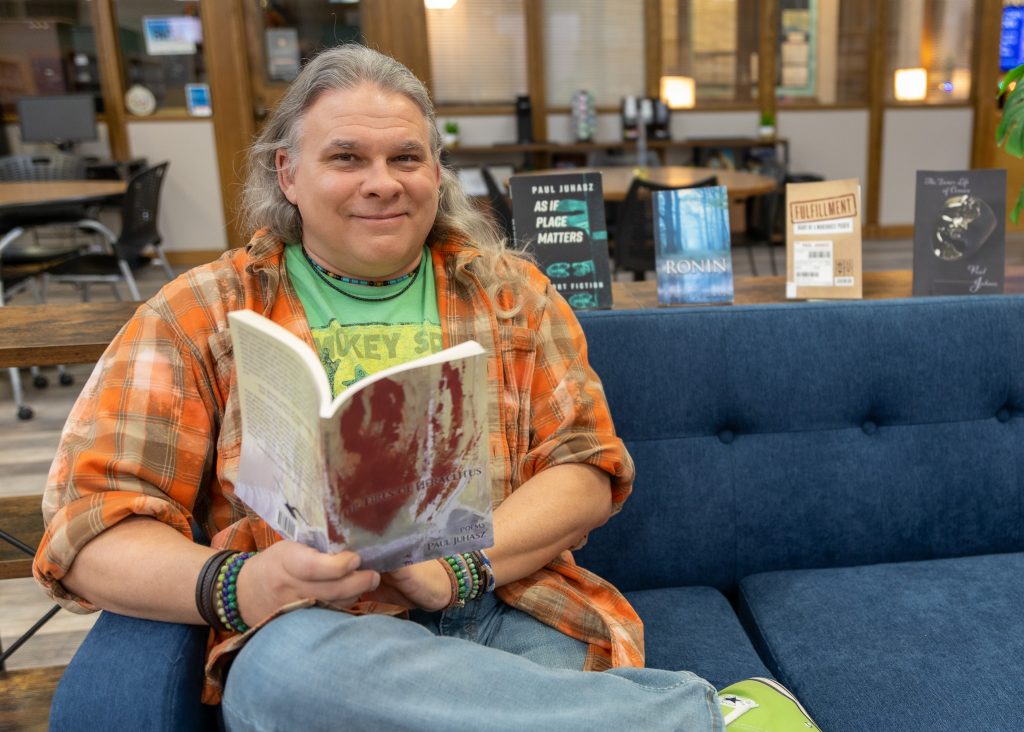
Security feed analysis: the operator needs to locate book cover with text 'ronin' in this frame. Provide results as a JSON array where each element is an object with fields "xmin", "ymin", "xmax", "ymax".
[{"xmin": 652, "ymin": 185, "xmax": 734, "ymax": 305}]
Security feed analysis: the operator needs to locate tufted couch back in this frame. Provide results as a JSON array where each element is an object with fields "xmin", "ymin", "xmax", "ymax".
[{"xmin": 574, "ymin": 297, "xmax": 1024, "ymax": 594}]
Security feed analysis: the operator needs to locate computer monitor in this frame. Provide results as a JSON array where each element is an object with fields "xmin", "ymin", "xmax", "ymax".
[{"xmin": 16, "ymin": 94, "xmax": 98, "ymax": 152}]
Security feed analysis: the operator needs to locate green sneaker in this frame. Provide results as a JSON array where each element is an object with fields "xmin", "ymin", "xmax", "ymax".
[{"xmin": 717, "ymin": 677, "xmax": 820, "ymax": 731}]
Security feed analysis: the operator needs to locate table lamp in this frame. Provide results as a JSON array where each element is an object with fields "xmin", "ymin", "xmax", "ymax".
[{"xmin": 894, "ymin": 68, "xmax": 927, "ymax": 102}]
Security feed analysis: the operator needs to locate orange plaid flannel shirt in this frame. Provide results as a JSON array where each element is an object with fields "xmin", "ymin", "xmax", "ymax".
[{"xmin": 34, "ymin": 235, "xmax": 640, "ymax": 703}]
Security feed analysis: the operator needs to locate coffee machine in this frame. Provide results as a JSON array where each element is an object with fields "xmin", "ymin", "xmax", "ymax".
[{"xmin": 622, "ymin": 96, "xmax": 672, "ymax": 141}]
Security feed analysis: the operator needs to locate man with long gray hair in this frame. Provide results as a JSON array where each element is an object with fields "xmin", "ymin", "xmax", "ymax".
[{"xmin": 34, "ymin": 45, "xmax": 813, "ymax": 731}]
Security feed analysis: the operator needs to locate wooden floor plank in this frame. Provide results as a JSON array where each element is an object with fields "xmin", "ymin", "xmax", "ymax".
[{"xmin": 0, "ymin": 666, "xmax": 63, "ymax": 732}]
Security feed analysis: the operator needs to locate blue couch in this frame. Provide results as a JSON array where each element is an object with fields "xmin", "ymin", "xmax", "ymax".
[{"xmin": 51, "ymin": 296, "xmax": 1024, "ymax": 731}]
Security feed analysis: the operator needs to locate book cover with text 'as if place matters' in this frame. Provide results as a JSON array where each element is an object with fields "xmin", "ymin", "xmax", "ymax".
[
  {"xmin": 509, "ymin": 171, "xmax": 613, "ymax": 310},
  {"xmin": 652, "ymin": 185, "xmax": 734, "ymax": 305}
]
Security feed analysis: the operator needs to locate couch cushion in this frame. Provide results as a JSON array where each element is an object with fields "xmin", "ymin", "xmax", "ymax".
[
  {"xmin": 738, "ymin": 552, "xmax": 1024, "ymax": 732},
  {"xmin": 576, "ymin": 299, "xmax": 1024, "ymax": 594},
  {"xmin": 625, "ymin": 586, "xmax": 770, "ymax": 689}
]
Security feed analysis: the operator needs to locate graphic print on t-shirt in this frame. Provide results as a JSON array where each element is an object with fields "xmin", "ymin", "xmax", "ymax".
[{"xmin": 310, "ymin": 319, "xmax": 444, "ymax": 397}]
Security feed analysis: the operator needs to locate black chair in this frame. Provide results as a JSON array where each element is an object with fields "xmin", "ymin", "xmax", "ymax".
[
  {"xmin": 731, "ymin": 160, "xmax": 789, "ymax": 276},
  {"xmin": 0, "ymin": 153, "xmax": 87, "ymax": 181},
  {"xmin": 480, "ymin": 166, "xmax": 515, "ymax": 244},
  {"xmin": 615, "ymin": 175, "xmax": 718, "ymax": 280},
  {"xmin": 44, "ymin": 162, "xmax": 174, "ymax": 301}
]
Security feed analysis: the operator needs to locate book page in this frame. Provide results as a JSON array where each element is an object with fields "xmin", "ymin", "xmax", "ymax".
[{"xmin": 230, "ymin": 310, "xmax": 330, "ymax": 549}]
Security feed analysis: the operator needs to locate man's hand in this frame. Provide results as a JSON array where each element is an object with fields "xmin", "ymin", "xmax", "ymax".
[
  {"xmin": 365, "ymin": 559, "xmax": 453, "ymax": 611},
  {"xmin": 236, "ymin": 541, "xmax": 381, "ymax": 627}
]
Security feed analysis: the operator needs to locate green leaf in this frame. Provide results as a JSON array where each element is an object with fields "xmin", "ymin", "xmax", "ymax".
[
  {"xmin": 1001, "ymin": 64, "xmax": 1024, "ymax": 94},
  {"xmin": 1012, "ymin": 188, "xmax": 1024, "ymax": 225}
]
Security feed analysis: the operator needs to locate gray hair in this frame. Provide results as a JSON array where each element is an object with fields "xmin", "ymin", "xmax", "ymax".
[{"xmin": 240, "ymin": 44, "xmax": 533, "ymax": 314}]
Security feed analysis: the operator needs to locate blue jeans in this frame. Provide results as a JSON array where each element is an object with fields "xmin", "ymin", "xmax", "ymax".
[{"xmin": 222, "ymin": 594, "xmax": 723, "ymax": 731}]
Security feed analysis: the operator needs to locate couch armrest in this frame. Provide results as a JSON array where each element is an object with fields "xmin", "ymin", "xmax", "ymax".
[{"xmin": 50, "ymin": 612, "xmax": 217, "ymax": 731}]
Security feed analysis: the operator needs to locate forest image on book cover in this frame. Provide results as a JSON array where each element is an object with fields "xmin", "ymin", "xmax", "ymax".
[{"xmin": 652, "ymin": 186, "xmax": 734, "ymax": 304}]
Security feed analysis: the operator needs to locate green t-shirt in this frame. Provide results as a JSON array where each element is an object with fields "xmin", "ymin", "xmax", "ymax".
[{"xmin": 285, "ymin": 244, "xmax": 443, "ymax": 397}]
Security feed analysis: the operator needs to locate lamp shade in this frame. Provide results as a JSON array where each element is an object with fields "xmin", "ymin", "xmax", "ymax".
[
  {"xmin": 660, "ymin": 76, "xmax": 696, "ymax": 109},
  {"xmin": 894, "ymin": 67, "xmax": 927, "ymax": 101}
]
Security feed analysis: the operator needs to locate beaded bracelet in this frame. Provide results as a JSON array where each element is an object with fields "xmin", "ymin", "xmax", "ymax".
[
  {"xmin": 195, "ymin": 550, "xmax": 235, "ymax": 628},
  {"xmin": 214, "ymin": 551, "xmax": 254, "ymax": 633},
  {"xmin": 437, "ymin": 557, "xmax": 464, "ymax": 609},
  {"xmin": 475, "ymin": 550, "xmax": 496, "ymax": 593}
]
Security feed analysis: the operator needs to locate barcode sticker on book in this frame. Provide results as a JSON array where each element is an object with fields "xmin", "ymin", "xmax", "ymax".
[
  {"xmin": 276, "ymin": 506, "xmax": 297, "ymax": 539},
  {"xmin": 792, "ymin": 240, "xmax": 833, "ymax": 286}
]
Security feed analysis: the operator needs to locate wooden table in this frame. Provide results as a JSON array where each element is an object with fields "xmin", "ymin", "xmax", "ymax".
[
  {"xmin": 0, "ymin": 180, "xmax": 126, "ymax": 210},
  {"xmin": 0, "ymin": 301, "xmax": 140, "ymax": 368},
  {"xmin": 610, "ymin": 268, "xmax": 1024, "ymax": 309},
  {"xmin": 512, "ymin": 166, "xmax": 776, "ymax": 202}
]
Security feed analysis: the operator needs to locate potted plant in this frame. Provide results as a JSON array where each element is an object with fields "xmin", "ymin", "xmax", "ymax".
[
  {"xmin": 996, "ymin": 64, "xmax": 1024, "ymax": 222},
  {"xmin": 442, "ymin": 120, "xmax": 460, "ymax": 148},
  {"xmin": 758, "ymin": 111, "xmax": 776, "ymax": 140}
]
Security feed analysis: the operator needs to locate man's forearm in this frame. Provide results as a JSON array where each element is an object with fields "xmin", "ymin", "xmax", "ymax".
[
  {"xmin": 61, "ymin": 516, "xmax": 214, "ymax": 624},
  {"xmin": 487, "ymin": 463, "xmax": 612, "ymax": 586}
]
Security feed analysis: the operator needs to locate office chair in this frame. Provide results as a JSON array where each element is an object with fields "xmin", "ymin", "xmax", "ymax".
[
  {"xmin": 615, "ymin": 175, "xmax": 718, "ymax": 280},
  {"xmin": 44, "ymin": 162, "xmax": 174, "ymax": 301},
  {"xmin": 731, "ymin": 160, "xmax": 789, "ymax": 276},
  {"xmin": 480, "ymin": 166, "xmax": 515, "ymax": 244}
]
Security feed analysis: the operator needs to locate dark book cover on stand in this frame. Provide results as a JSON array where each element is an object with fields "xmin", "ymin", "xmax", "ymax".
[
  {"xmin": 912, "ymin": 170, "xmax": 1006, "ymax": 296},
  {"xmin": 509, "ymin": 171, "xmax": 613, "ymax": 310},
  {"xmin": 651, "ymin": 185, "xmax": 734, "ymax": 305}
]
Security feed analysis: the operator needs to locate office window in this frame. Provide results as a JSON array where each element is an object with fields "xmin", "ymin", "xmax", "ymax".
[
  {"xmin": 543, "ymin": 0, "xmax": 645, "ymax": 108},
  {"xmin": 886, "ymin": 0, "xmax": 974, "ymax": 104},
  {"xmin": 776, "ymin": 0, "xmax": 870, "ymax": 105},
  {"xmin": 427, "ymin": 0, "xmax": 526, "ymax": 106},
  {"xmin": 252, "ymin": 0, "xmax": 362, "ymax": 84},
  {"xmin": 115, "ymin": 0, "xmax": 208, "ymax": 115},
  {"xmin": 0, "ymin": 1, "xmax": 99, "ymax": 115},
  {"xmin": 661, "ymin": 0, "xmax": 759, "ymax": 103}
]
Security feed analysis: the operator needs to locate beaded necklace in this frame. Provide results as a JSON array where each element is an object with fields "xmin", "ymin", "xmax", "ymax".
[{"xmin": 302, "ymin": 245, "xmax": 420, "ymax": 303}]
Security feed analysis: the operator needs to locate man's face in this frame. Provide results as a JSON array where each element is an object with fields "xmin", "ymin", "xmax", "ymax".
[{"xmin": 277, "ymin": 83, "xmax": 440, "ymax": 279}]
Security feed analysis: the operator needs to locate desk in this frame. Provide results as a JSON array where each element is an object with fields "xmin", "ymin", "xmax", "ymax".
[
  {"xmin": 610, "ymin": 268, "xmax": 1024, "ymax": 309},
  {"xmin": 0, "ymin": 180, "xmax": 126, "ymax": 210},
  {"xmin": 511, "ymin": 166, "xmax": 776, "ymax": 202},
  {"xmin": 0, "ymin": 301, "xmax": 139, "ymax": 368}
]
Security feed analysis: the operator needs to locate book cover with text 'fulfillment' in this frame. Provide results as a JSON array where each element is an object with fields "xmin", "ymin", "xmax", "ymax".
[
  {"xmin": 652, "ymin": 185, "xmax": 734, "ymax": 305},
  {"xmin": 785, "ymin": 178, "xmax": 863, "ymax": 300},
  {"xmin": 509, "ymin": 171, "xmax": 613, "ymax": 310}
]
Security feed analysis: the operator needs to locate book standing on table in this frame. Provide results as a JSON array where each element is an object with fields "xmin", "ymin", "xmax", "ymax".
[
  {"xmin": 785, "ymin": 178, "xmax": 863, "ymax": 300},
  {"xmin": 509, "ymin": 171, "xmax": 613, "ymax": 310},
  {"xmin": 651, "ymin": 185, "xmax": 734, "ymax": 305},
  {"xmin": 912, "ymin": 169, "xmax": 1006, "ymax": 296}
]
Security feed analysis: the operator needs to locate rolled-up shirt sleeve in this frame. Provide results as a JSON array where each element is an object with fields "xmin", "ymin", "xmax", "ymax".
[
  {"xmin": 33, "ymin": 302, "xmax": 218, "ymax": 612},
  {"xmin": 517, "ymin": 284, "xmax": 635, "ymax": 513}
]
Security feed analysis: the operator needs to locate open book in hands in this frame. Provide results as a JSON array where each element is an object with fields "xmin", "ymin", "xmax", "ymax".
[{"xmin": 228, "ymin": 309, "xmax": 493, "ymax": 572}]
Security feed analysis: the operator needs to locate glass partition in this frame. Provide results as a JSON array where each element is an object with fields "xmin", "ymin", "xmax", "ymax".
[
  {"xmin": 426, "ymin": 0, "xmax": 526, "ymax": 106},
  {"xmin": 542, "ymin": 0, "xmax": 645, "ymax": 108},
  {"xmin": 114, "ymin": 0, "xmax": 208, "ymax": 115},
  {"xmin": 660, "ymin": 0, "xmax": 760, "ymax": 103},
  {"xmin": 0, "ymin": 1, "xmax": 100, "ymax": 116},
  {"xmin": 776, "ymin": 0, "xmax": 871, "ymax": 106},
  {"xmin": 885, "ymin": 0, "xmax": 974, "ymax": 104}
]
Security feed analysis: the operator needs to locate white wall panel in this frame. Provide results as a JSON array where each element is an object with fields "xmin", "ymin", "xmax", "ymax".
[
  {"xmin": 127, "ymin": 120, "xmax": 228, "ymax": 253},
  {"xmin": 879, "ymin": 108, "xmax": 973, "ymax": 226}
]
